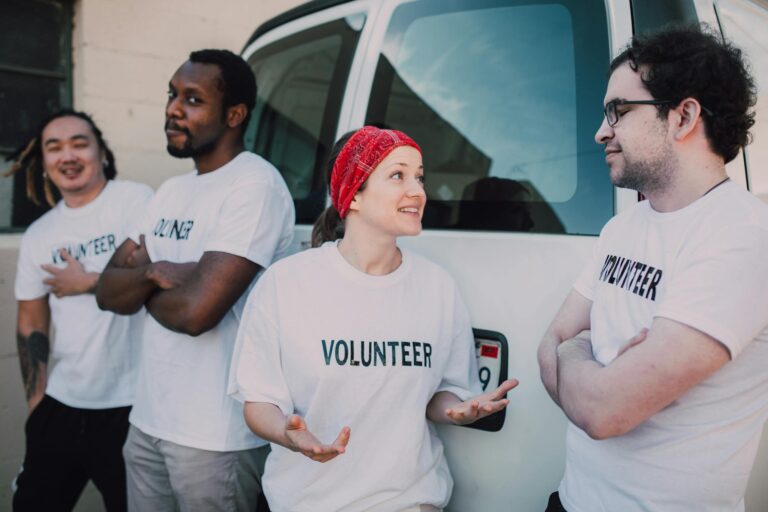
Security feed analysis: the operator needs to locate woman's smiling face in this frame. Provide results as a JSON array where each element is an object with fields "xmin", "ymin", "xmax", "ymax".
[{"xmin": 348, "ymin": 145, "xmax": 426, "ymax": 238}]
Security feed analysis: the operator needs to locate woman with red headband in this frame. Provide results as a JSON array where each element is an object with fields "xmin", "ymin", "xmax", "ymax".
[{"xmin": 230, "ymin": 126, "xmax": 517, "ymax": 512}]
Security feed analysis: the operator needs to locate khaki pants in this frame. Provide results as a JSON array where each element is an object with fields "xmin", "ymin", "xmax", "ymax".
[{"xmin": 123, "ymin": 425, "xmax": 269, "ymax": 512}]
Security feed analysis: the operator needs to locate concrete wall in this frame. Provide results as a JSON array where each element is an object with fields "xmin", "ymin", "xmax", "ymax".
[{"xmin": 0, "ymin": 1, "xmax": 303, "ymax": 510}]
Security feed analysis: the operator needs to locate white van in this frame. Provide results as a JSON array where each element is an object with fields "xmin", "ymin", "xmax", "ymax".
[{"xmin": 240, "ymin": 0, "xmax": 768, "ymax": 510}]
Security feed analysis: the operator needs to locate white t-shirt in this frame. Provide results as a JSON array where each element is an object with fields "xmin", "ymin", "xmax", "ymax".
[
  {"xmin": 561, "ymin": 182, "xmax": 768, "ymax": 512},
  {"xmin": 230, "ymin": 242, "xmax": 482, "ymax": 512},
  {"xmin": 130, "ymin": 151, "xmax": 294, "ymax": 451},
  {"xmin": 15, "ymin": 180, "xmax": 153, "ymax": 409}
]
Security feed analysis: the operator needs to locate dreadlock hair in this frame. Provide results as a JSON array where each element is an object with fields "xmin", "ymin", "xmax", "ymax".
[
  {"xmin": 610, "ymin": 23, "xmax": 756, "ymax": 163},
  {"xmin": 4, "ymin": 109, "xmax": 117, "ymax": 208}
]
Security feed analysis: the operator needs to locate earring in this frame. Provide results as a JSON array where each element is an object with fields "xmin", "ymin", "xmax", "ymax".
[
  {"xmin": 42, "ymin": 172, "xmax": 49, "ymax": 180},
  {"xmin": 102, "ymin": 160, "xmax": 108, "ymax": 167}
]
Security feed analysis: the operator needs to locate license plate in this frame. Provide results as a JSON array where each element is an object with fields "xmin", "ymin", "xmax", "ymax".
[{"xmin": 475, "ymin": 338, "xmax": 503, "ymax": 392}]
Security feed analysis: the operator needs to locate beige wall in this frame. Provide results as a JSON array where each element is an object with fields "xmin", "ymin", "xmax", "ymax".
[
  {"xmin": 0, "ymin": 1, "xmax": 303, "ymax": 509},
  {"xmin": 74, "ymin": 0, "xmax": 303, "ymax": 190}
]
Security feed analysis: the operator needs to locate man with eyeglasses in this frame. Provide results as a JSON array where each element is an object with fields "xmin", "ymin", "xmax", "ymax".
[{"xmin": 538, "ymin": 25, "xmax": 768, "ymax": 512}]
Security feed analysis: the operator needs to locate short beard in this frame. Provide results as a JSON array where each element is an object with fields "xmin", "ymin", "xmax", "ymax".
[
  {"xmin": 166, "ymin": 137, "xmax": 219, "ymax": 159},
  {"xmin": 613, "ymin": 134, "xmax": 676, "ymax": 195}
]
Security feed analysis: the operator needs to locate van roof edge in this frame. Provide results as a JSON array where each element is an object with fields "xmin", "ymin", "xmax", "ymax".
[{"xmin": 242, "ymin": 0, "xmax": 355, "ymax": 52}]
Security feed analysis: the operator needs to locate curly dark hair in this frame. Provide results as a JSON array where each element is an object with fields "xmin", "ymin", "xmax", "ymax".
[
  {"xmin": 610, "ymin": 24, "xmax": 756, "ymax": 163},
  {"xmin": 189, "ymin": 49, "xmax": 257, "ymax": 133},
  {"xmin": 4, "ymin": 109, "xmax": 117, "ymax": 207}
]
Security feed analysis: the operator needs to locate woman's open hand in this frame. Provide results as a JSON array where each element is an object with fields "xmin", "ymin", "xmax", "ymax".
[
  {"xmin": 284, "ymin": 414, "xmax": 351, "ymax": 463},
  {"xmin": 445, "ymin": 379, "xmax": 519, "ymax": 425}
]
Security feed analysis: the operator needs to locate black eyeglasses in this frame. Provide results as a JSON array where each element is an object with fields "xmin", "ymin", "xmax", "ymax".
[
  {"xmin": 603, "ymin": 99, "xmax": 714, "ymax": 127},
  {"xmin": 603, "ymin": 99, "xmax": 673, "ymax": 126}
]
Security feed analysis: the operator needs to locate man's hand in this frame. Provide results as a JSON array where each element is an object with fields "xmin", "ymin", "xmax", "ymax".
[
  {"xmin": 556, "ymin": 318, "xmax": 730, "ymax": 439},
  {"xmin": 284, "ymin": 414, "xmax": 351, "ymax": 463},
  {"xmin": 146, "ymin": 261, "xmax": 197, "ymax": 290},
  {"xmin": 96, "ymin": 238, "xmax": 159, "ymax": 314},
  {"xmin": 125, "ymin": 234, "xmax": 151, "ymax": 268},
  {"xmin": 445, "ymin": 379, "xmax": 519, "ymax": 425},
  {"xmin": 617, "ymin": 328, "xmax": 649, "ymax": 357},
  {"xmin": 28, "ymin": 393, "xmax": 44, "ymax": 413},
  {"xmin": 145, "ymin": 252, "xmax": 260, "ymax": 336},
  {"xmin": 41, "ymin": 250, "xmax": 99, "ymax": 297}
]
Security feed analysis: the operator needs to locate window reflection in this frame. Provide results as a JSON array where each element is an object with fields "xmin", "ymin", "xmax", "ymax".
[
  {"xmin": 246, "ymin": 17, "xmax": 363, "ymax": 223},
  {"xmin": 366, "ymin": 0, "xmax": 612, "ymax": 235}
]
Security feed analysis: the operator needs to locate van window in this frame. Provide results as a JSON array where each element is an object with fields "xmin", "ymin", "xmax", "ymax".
[
  {"xmin": 365, "ymin": 0, "xmax": 613, "ymax": 235},
  {"xmin": 631, "ymin": 0, "xmax": 698, "ymax": 35},
  {"xmin": 245, "ymin": 15, "xmax": 364, "ymax": 223}
]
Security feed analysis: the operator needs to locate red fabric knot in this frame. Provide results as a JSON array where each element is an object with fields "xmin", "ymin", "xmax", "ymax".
[{"xmin": 330, "ymin": 126, "xmax": 421, "ymax": 219}]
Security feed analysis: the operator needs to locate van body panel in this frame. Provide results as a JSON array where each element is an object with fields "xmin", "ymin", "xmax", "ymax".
[{"xmin": 398, "ymin": 231, "xmax": 595, "ymax": 511}]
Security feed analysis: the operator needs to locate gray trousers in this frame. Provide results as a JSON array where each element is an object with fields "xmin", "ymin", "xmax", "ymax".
[{"xmin": 123, "ymin": 425, "xmax": 269, "ymax": 512}]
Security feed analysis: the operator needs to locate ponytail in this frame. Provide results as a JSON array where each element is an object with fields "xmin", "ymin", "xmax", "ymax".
[
  {"xmin": 311, "ymin": 130, "xmax": 359, "ymax": 248},
  {"xmin": 311, "ymin": 206, "xmax": 343, "ymax": 247}
]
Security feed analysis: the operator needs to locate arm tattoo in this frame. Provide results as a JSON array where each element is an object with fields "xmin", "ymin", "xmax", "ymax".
[{"xmin": 16, "ymin": 331, "xmax": 50, "ymax": 401}]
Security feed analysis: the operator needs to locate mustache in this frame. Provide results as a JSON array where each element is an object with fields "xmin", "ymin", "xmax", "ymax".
[{"xmin": 165, "ymin": 121, "xmax": 189, "ymax": 135}]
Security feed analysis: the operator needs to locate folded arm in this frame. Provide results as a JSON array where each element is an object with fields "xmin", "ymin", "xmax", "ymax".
[
  {"xmin": 96, "ymin": 238, "xmax": 159, "ymax": 314},
  {"xmin": 17, "ymin": 298, "xmax": 50, "ymax": 411},
  {"xmin": 537, "ymin": 289, "xmax": 592, "ymax": 405},
  {"xmin": 556, "ymin": 317, "xmax": 730, "ymax": 439},
  {"xmin": 146, "ymin": 251, "xmax": 260, "ymax": 336}
]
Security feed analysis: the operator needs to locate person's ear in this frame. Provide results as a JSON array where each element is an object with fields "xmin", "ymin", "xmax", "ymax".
[
  {"xmin": 671, "ymin": 98, "xmax": 704, "ymax": 142},
  {"xmin": 348, "ymin": 193, "xmax": 361, "ymax": 213},
  {"xmin": 99, "ymin": 149, "xmax": 108, "ymax": 171},
  {"xmin": 226, "ymin": 104, "xmax": 248, "ymax": 129}
]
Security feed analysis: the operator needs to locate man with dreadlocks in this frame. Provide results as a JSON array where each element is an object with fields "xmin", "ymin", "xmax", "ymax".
[{"xmin": 8, "ymin": 109, "xmax": 152, "ymax": 511}]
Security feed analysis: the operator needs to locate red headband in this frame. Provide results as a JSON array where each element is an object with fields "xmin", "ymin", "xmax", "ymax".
[{"xmin": 330, "ymin": 126, "xmax": 421, "ymax": 219}]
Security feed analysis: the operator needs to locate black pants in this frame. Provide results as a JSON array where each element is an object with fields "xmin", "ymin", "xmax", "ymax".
[
  {"xmin": 545, "ymin": 492, "xmax": 568, "ymax": 512},
  {"xmin": 13, "ymin": 395, "xmax": 131, "ymax": 512}
]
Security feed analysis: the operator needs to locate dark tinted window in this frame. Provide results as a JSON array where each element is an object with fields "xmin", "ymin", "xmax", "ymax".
[
  {"xmin": 0, "ymin": 0, "xmax": 72, "ymax": 230},
  {"xmin": 246, "ymin": 15, "xmax": 364, "ymax": 223},
  {"xmin": 365, "ymin": 0, "xmax": 613, "ymax": 235},
  {"xmin": 631, "ymin": 0, "xmax": 698, "ymax": 35}
]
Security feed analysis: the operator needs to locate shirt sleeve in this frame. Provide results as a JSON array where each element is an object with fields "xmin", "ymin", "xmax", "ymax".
[
  {"xmin": 573, "ymin": 234, "xmax": 604, "ymax": 301},
  {"xmin": 15, "ymin": 230, "xmax": 48, "ymax": 300},
  {"xmin": 122, "ymin": 183, "xmax": 154, "ymax": 240},
  {"xmin": 436, "ymin": 284, "xmax": 483, "ymax": 400},
  {"xmin": 229, "ymin": 269, "xmax": 294, "ymax": 415},
  {"xmin": 655, "ymin": 224, "xmax": 768, "ymax": 359},
  {"xmin": 128, "ymin": 190, "xmax": 159, "ymax": 245},
  {"xmin": 205, "ymin": 174, "xmax": 292, "ymax": 267}
]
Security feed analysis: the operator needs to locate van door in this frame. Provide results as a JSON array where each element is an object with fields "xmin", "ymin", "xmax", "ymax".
[{"xmin": 353, "ymin": 1, "xmax": 614, "ymax": 510}]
